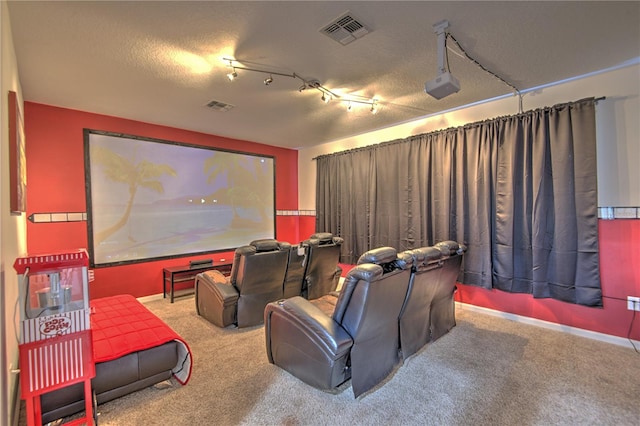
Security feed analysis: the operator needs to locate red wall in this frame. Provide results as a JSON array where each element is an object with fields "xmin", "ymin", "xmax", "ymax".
[
  {"xmin": 24, "ymin": 102, "xmax": 300, "ymax": 299},
  {"xmin": 298, "ymin": 216, "xmax": 316, "ymax": 240},
  {"xmin": 454, "ymin": 219, "xmax": 640, "ymax": 340},
  {"xmin": 24, "ymin": 102, "xmax": 639, "ymax": 341}
]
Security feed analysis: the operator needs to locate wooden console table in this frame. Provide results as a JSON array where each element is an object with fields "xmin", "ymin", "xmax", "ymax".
[{"xmin": 163, "ymin": 261, "xmax": 233, "ymax": 303}]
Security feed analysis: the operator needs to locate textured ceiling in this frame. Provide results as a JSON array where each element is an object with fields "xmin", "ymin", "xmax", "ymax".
[{"xmin": 7, "ymin": 1, "xmax": 640, "ymax": 149}]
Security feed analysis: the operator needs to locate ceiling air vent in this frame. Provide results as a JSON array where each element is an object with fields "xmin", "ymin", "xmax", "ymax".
[
  {"xmin": 320, "ymin": 11, "xmax": 370, "ymax": 46},
  {"xmin": 205, "ymin": 99, "xmax": 234, "ymax": 112}
]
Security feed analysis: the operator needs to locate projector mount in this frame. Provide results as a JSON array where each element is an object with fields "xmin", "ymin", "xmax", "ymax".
[
  {"xmin": 424, "ymin": 19, "xmax": 523, "ymax": 111},
  {"xmin": 424, "ymin": 20, "xmax": 461, "ymax": 100}
]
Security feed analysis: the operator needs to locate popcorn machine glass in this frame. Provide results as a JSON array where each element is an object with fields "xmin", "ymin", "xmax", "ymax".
[{"xmin": 13, "ymin": 249, "xmax": 91, "ymax": 342}]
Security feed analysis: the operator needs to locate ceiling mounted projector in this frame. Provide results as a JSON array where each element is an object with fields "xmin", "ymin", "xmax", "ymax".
[
  {"xmin": 424, "ymin": 20, "xmax": 460, "ymax": 100},
  {"xmin": 425, "ymin": 72, "xmax": 460, "ymax": 100}
]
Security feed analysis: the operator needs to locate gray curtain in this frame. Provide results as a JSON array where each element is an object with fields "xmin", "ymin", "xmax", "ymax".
[{"xmin": 316, "ymin": 98, "xmax": 601, "ymax": 306}]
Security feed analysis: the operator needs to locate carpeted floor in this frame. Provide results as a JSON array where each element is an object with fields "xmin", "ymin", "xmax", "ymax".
[{"xmin": 27, "ymin": 296, "xmax": 640, "ymax": 425}]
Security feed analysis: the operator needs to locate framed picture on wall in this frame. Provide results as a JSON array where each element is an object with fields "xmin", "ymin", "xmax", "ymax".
[{"xmin": 8, "ymin": 91, "xmax": 26, "ymax": 214}]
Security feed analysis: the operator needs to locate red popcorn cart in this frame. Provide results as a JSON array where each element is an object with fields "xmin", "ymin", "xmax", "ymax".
[{"xmin": 14, "ymin": 249, "xmax": 96, "ymax": 426}]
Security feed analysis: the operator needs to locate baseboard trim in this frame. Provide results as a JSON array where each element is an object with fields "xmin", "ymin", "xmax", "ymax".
[{"xmin": 456, "ymin": 301, "xmax": 639, "ymax": 350}]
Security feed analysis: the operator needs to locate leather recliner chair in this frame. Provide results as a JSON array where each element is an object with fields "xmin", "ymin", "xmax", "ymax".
[
  {"xmin": 264, "ymin": 246, "xmax": 413, "ymax": 397},
  {"xmin": 398, "ymin": 245, "xmax": 444, "ymax": 360},
  {"xmin": 282, "ymin": 244, "xmax": 308, "ymax": 299},
  {"xmin": 430, "ymin": 241, "xmax": 467, "ymax": 340},
  {"xmin": 300, "ymin": 232, "xmax": 344, "ymax": 300},
  {"xmin": 398, "ymin": 241, "xmax": 467, "ymax": 360},
  {"xmin": 195, "ymin": 239, "xmax": 290, "ymax": 328}
]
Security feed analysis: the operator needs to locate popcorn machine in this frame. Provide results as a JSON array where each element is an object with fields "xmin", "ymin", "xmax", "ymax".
[{"xmin": 14, "ymin": 249, "xmax": 96, "ymax": 426}]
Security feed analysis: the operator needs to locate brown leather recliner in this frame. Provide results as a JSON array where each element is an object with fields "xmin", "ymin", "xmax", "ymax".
[
  {"xmin": 195, "ymin": 239, "xmax": 290, "ymax": 328},
  {"xmin": 264, "ymin": 246, "xmax": 413, "ymax": 397},
  {"xmin": 300, "ymin": 232, "xmax": 344, "ymax": 300}
]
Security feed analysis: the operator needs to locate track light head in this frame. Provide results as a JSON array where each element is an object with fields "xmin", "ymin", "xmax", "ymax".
[
  {"xmin": 370, "ymin": 102, "xmax": 379, "ymax": 114},
  {"xmin": 347, "ymin": 102, "xmax": 353, "ymax": 112},
  {"xmin": 227, "ymin": 70, "xmax": 238, "ymax": 81},
  {"xmin": 298, "ymin": 79, "xmax": 322, "ymax": 93},
  {"xmin": 264, "ymin": 75, "xmax": 273, "ymax": 85},
  {"xmin": 321, "ymin": 93, "xmax": 332, "ymax": 103}
]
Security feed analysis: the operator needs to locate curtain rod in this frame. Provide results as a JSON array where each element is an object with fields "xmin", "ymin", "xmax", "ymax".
[{"xmin": 313, "ymin": 96, "xmax": 607, "ymax": 161}]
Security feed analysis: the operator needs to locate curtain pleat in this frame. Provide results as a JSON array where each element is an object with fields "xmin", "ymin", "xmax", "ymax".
[{"xmin": 315, "ymin": 98, "xmax": 601, "ymax": 306}]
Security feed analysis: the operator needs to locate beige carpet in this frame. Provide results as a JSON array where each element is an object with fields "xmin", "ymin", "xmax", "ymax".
[{"xmin": 27, "ymin": 296, "xmax": 640, "ymax": 425}]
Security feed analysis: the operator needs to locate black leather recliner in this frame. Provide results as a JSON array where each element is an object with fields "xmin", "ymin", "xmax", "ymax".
[
  {"xmin": 398, "ymin": 245, "xmax": 444, "ymax": 360},
  {"xmin": 264, "ymin": 246, "xmax": 413, "ymax": 397},
  {"xmin": 282, "ymin": 244, "xmax": 308, "ymax": 299},
  {"xmin": 195, "ymin": 239, "xmax": 290, "ymax": 328},
  {"xmin": 398, "ymin": 240, "xmax": 467, "ymax": 360},
  {"xmin": 300, "ymin": 232, "xmax": 344, "ymax": 300},
  {"xmin": 430, "ymin": 241, "xmax": 467, "ymax": 340}
]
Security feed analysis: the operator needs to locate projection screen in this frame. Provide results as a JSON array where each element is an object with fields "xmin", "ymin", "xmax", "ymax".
[{"xmin": 84, "ymin": 130, "xmax": 276, "ymax": 267}]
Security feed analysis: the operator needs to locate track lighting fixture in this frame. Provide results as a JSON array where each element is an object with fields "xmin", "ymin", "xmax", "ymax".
[
  {"xmin": 223, "ymin": 58, "xmax": 380, "ymax": 114},
  {"xmin": 226, "ymin": 60, "xmax": 238, "ymax": 81}
]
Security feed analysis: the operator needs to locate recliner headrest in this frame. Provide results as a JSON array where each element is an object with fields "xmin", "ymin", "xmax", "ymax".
[
  {"xmin": 235, "ymin": 245, "xmax": 256, "ymax": 256},
  {"xmin": 304, "ymin": 232, "xmax": 343, "ymax": 247},
  {"xmin": 408, "ymin": 246, "xmax": 442, "ymax": 264},
  {"xmin": 310, "ymin": 232, "xmax": 334, "ymax": 243},
  {"xmin": 250, "ymin": 239, "xmax": 285, "ymax": 252},
  {"xmin": 394, "ymin": 251, "xmax": 414, "ymax": 271},
  {"xmin": 279, "ymin": 241, "xmax": 292, "ymax": 251},
  {"xmin": 357, "ymin": 247, "xmax": 413, "ymax": 272},
  {"xmin": 403, "ymin": 247, "xmax": 442, "ymax": 272},
  {"xmin": 357, "ymin": 246, "xmax": 397, "ymax": 265},
  {"xmin": 344, "ymin": 262, "xmax": 384, "ymax": 283},
  {"xmin": 435, "ymin": 240, "xmax": 463, "ymax": 256}
]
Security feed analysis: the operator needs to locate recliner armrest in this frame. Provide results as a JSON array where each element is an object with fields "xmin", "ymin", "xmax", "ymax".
[
  {"xmin": 195, "ymin": 272, "xmax": 239, "ymax": 327},
  {"xmin": 197, "ymin": 271, "xmax": 239, "ymax": 305},
  {"xmin": 265, "ymin": 297, "xmax": 353, "ymax": 361},
  {"xmin": 211, "ymin": 281, "xmax": 240, "ymax": 305},
  {"xmin": 200, "ymin": 269, "xmax": 228, "ymax": 284},
  {"xmin": 265, "ymin": 296, "xmax": 354, "ymax": 390}
]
